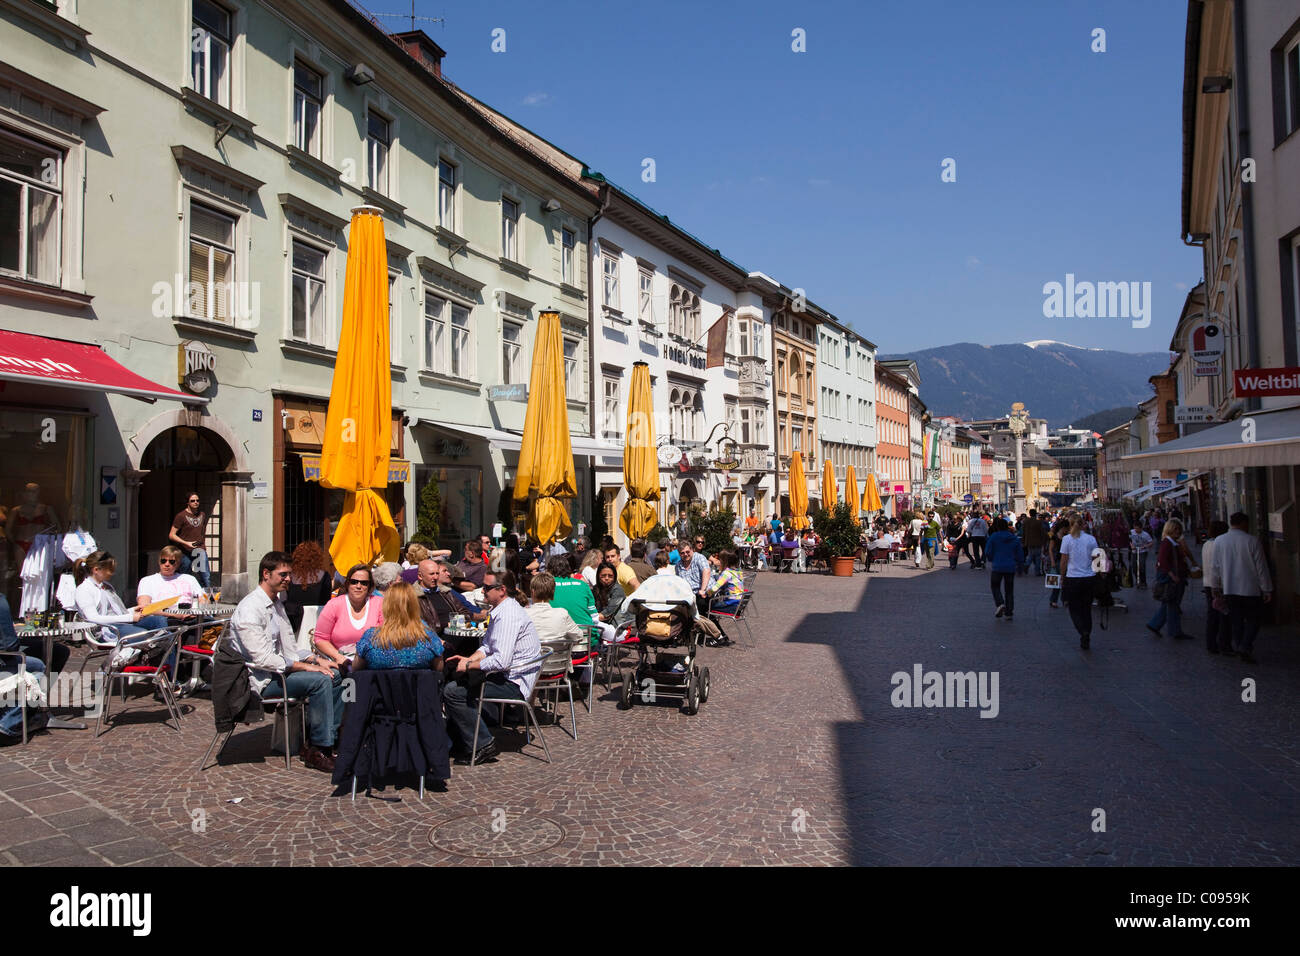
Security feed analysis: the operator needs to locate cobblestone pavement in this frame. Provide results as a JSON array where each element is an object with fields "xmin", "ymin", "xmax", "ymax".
[{"xmin": 2, "ymin": 562, "xmax": 1296, "ymax": 866}]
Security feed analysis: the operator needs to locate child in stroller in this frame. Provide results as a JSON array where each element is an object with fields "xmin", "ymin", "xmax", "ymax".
[{"xmin": 617, "ymin": 597, "xmax": 710, "ymax": 715}]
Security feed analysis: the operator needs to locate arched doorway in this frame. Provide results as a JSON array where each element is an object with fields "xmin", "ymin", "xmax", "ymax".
[{"xmin": 136, "ymin": 426, "xmax": 234, "ymax": 582}]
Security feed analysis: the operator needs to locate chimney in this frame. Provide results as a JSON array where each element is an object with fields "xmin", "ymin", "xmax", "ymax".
[{"xmin": 390, "ymin": 29, "xmax": 445, "ymax": 77}]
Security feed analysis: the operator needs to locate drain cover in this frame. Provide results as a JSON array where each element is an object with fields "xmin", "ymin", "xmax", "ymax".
[
  {"xmin": 429, "ymin": 813, "xmax": 565, "ymax": 858},
  {"xmin": 939, "ymin": 746, "xmax": 1041, "ymax": 771}
]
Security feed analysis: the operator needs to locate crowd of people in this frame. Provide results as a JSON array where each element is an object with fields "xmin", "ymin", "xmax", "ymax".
[{"xmin": 221, "ymin": 529, "xmax": 748, "ymax": 772}]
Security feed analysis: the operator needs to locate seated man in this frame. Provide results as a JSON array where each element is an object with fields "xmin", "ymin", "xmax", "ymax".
[
  {"xmin": 227, "ymin": 551, "xmax": 345, "ymax": 773},
  {"xmin": 454, "ymin": 539, "xmax": 488, "ymax": 593},
  {"xmin": 546, "ymin": 555, "xmax": 605, "ymax": 647},
  {"xmin": 415, "ymin": 558, "xmax": 486, "ymax": 656},
  {"xmin": 0, "ymin": 593, "xmax": 48, "ymax": 741},
  {"xmin": 443, "ymin": 570, "xmax": 543, "ymax": 765},
  {"xmin": 137, "ymin": 546, "xmax": 204, "ymax": 607},
  {"xmin": 524, "ymin": 573, "xmax": 585, "ymax": 669}
]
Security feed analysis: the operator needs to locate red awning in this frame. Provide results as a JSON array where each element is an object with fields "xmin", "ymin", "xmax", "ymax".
[{"xmin": 0, "ymin": 330, "xmax": 206, "ymax": 404}]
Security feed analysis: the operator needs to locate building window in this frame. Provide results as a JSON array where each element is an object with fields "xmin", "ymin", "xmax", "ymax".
[
  {"xmin": 388, "ymin": 271, "xmax": 400, "ymax": 363},
  {"xmin": 501, "ymin": 320, "xmax": 523, "ymax": 384},
  {"xmin": 292, "ymin": 61, "xmax": 323, "ymax": 157},
  {"xmin": 0, "ymin": 131, "xmax": 62, "ymax": 285},
  {"xmin": 601, "ymin": 251, "xmax": 619, "ymax": 309},
  {"xmin": 438, "ymin": 159, "xmax": 456, "ymax": 231},
  {"xmin": 424, "ymin": 293, "xmax": 472, "ymax": 379},
  {"xmin": 290, "ymin": 238, "xmax": 328, "ymax": 345},
  {"xmin": 638, "ymin": 268, "xmax": 653, "ymax": 324},
  {"xmin": 188, "ymin": 201, "xmax": 236, "ymax": 323},
  {"xmin": 724, "ymin": 397, "xmax": 739, "ymax": 436},
  {"xmin": 1283, "ymin": 34, "xmax": 1300, "ymax": 139},
  {"xmin": 367, "ymin": 111, "xmax": 390, "ymax": 194},
  {"xmin": 603, "ymin": 373, "xmax": 621, "ymax": 439},
  {"xmin": 563, "ymin": 337, "xmax": 580, "ymax": 401},
  {"xmin": 191, "ymin": 0, "xmax": 232, "ymax": 108},
  {"xmin": 501, "ymin": 196, "xmax": 519, "ymax": 261},
  {"xmin": 561, "ymin": 226, "xmax": 575, "ymax": 284},
  {"xmin": 739, "ymin": 406, "xmax": 752, "ymax": 444}
]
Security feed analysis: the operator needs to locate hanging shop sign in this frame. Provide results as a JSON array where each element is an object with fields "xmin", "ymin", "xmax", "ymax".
[
  {"xmin": 178, "ymin": 341, "xmax": 216, "ymax": 394},
  {"xmin": 1190, "ymin": 322, "xmax": 1224, "ymax": 362},
  {"xmin": 1233, "ymin": 367, "xmax": 1300, "ymax": 398},
  {"xmin": 1174, "ymin": 405, "xmax": 1215, "ymax": 424}
]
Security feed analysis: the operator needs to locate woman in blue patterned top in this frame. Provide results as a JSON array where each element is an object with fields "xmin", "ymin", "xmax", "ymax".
[{"xmin": 355, "ymin": 581, "xmax": 444, "ymax": 670}]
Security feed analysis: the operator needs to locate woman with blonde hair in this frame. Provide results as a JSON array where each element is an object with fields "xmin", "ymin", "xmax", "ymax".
[
  {"xmin": 1146, "ymin": 517, "xmax": 1197, "ymax": 641},
  {"xmin": 578, "ymin": 548, "xmax": 603, "ymax": 587},
  {"xmin": 354, "ymin": 581, "xmax": 443, "ymax": 670}
]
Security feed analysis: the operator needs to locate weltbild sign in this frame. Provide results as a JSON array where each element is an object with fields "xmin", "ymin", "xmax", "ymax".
[{"xmin": 1234, "ymin": 367, "xmax": 1300, "ymax": 398}]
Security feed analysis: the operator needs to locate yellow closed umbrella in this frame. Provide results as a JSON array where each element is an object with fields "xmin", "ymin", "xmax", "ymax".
[
  {"xmin": 821, "ymin": 459, "xmax": 838, "ymax": 509},
  {"xmin": 845, "ymin": 465, "xmax": 859, "ymax": 515},
  {"xmin": 862, "ymin": 473, "xmax": 883, "ymax": 514},
  {"xmin": 513, "ymin": 310, "xmax": 576, "ymax": 544},
  {"xmin": 323, "ymin": 206, "xmax": 400, "ymax": 572},
  {"xmin": 619, "ymin": 362, "xmax": 659, "ymax": 539},
  {"xmin": 788, "ymin": 453, "xmax": 810, "ymax": 530}
]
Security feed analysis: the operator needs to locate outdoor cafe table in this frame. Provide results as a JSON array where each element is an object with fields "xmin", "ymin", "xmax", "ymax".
[
  {"xmin": 15, "ymin": 620, "xmax": 98, "ymax": 730},
  {"xmin": 160, "ymin": 603, "xmax": 238, "ymax": 692}
]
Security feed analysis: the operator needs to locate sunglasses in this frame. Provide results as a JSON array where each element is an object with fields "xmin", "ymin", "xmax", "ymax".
[
  {"xmin": 347, "ymin": 578, "xmax": 372, "ymax": 587},
  {"xmin": 485, "ymin": 582, "xmax": 506, "ymax": 592},
  {"xmin": 160, "ymin": 558, "xmax": 179, "ymax": 566}
]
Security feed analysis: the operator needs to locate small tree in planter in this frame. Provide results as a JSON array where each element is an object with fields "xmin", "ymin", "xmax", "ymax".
[
  {"xmin": 412, "ymin": 473, "xmax": 442, "ymax": 549},
  {"xmin": 688, "ymin": 508, "xmax": 737, "ymax": 556},
  {"xmin": 813, "ymin": 501, "xmax": 864, "ymax": 576}
]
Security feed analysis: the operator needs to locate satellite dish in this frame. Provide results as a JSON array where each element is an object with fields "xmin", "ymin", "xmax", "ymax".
[{"xmin": 657, "ymin": 444, "xmax": 682, "ymax": 466}]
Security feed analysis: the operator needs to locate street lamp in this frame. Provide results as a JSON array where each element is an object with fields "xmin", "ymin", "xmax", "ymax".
[{"xmin": 1009, "ymin": 402, "xmax": 1029, "ymax": 514}]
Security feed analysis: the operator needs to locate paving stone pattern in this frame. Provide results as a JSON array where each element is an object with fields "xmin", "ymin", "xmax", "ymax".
[{"xmin": 1, "ymin": 562, "xmax": 1296, "ymax": 866}]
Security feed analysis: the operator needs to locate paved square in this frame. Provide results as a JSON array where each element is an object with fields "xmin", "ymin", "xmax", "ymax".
[{"xmin": 1, "ymin": 565, "xmax": 1296, "ymax": 866}]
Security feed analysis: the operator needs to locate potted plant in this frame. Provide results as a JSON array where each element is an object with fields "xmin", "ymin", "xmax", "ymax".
[{"xmin": 813, "ymin": 501, "xmax": 862, "ymax": 577}]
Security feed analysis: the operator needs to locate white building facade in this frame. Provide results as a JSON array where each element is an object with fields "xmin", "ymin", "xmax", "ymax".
[{"xmin": 816, "ymin": 317, "xmax": 877, "ymax": 506}]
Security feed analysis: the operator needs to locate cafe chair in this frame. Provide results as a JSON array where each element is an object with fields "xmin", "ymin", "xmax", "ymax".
[
  {"xmin": 200, "ymin": 637, "xmax": 308, "ymax": 772},
  {"xmin": 741, "ymin": 572, "xmax": 759, "ymax": 611},
  {"xmin": 470, "ymin": 647, "xmax": 561, "ymax": 765},
  {"xmin": 599, "ymin": 623, "xmax": 639, "ymax": 691},
  {"xmin": 568, "ymin": 625, "xmax": 601, "ymax": 714},
  {"xmin": 533, "ymin": 638, "xmax": 580, "ymax": 741},
  {"xmin": 332, "ymin": 668, "xmax": 450, "ymax": 801},
  {"xmin": 708, "ymin": 590, "xmax": 754, "ymax": 645},
  {"xmin": 96, "ymin": 627, "xmax": 183, "ymax": 737},
  {"xmin": 0, "ymin": 649, "xmax": 45, "ymax": 744}
]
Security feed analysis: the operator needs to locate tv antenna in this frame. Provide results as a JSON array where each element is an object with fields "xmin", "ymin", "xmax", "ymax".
[{"xmin": 372, "ymin": 3, "xmax": 444, "ymax": 31}]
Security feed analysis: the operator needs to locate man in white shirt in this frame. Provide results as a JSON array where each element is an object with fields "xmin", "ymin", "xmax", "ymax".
[
  {"xmin": 1129, "ymin": 525, "xmax": 1154, "ymax": 589},
  {"xmin": 136, "ymin": 546, "xmax": 204, "ymax": 607},
  {"xmin": 1210, "ymin": 512, "xmax": 1273, "ymax": 663},
  {"xmin": 908, "ymin": 515, "xmax": 926, "ymax": 567},
  {"xmin": 444, "ymin": 569, "xmax": 543, "ymax": 764},
  {"xmin": 966, "ymin": 512, "xmax": 989, "ymax": 570},
  {"xmin": 227, "ymin": 551, "xmax": 343, "ymax": 773}
]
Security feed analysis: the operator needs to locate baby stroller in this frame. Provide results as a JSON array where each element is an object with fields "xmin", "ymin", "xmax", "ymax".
[{"xmin": 617, "ymin": 598, "xmax": 710, "ymax": 715}]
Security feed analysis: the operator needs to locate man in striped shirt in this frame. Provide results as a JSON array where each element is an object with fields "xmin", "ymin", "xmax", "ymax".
[{"xmin": 443, "ymin": 569, "xmax": 542, "ymax": 765}]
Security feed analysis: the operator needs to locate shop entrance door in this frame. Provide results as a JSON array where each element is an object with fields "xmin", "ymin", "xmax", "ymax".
[{"xmin": 138, "ymin": 427, "xmax": 231, "ymax": 583}]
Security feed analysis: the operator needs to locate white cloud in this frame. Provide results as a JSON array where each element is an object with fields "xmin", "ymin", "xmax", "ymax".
[
  {"xmin": 966, "ymin": 256, "xmax": 982, "ymax": 268},
  {"xmin": 1174, "ymin": 282, "xmax": 1188, "ymax": 291},
  {"xmin": 522, "ymin": 91, "xmax": 551, "ymax": 106}
]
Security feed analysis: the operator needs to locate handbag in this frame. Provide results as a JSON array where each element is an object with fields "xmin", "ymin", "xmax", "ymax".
[{"xmin": 1152, "ymin": 580, "xmax": 1168, "ymax": 601}]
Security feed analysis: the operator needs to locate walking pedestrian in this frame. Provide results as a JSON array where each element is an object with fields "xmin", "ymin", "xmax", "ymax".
[
  {"xmin": 1130, "ymin": 520, "xmax": 1153, "ymax": 589},
  {"xmin": 967, "ymin": 512, "xmax": 989, "ymax": 569},
  {"xmin": 1047, "ymin": 515, "xmax": 1069, "ymax": 608},
  {"xmin": 1146, "ymin": 518, "xmax": 1196, "ymax": 641},
  {"xmin": 1021, "ymin": 508, "xmax": 1046, "ymax": 576},
  {"xmin": 921, "ymin": 513, "xmax": 940, "ymax": 569},
  {"xmin": 986, "ymin": 517, "xmax": 1024, "ymax": 620},
  {"xmin": 1059, "ymin": 514, "xmax": 1099, "ymax": 649},
  {"xmin": 944, "ymin": 513, "xmax": 967, "ymax": 569},
  {"xmin": 1200, "ymin": 520, "xmax": 1231, "ymax": 655},
  {"xmin": 1210, "ymin": 512, "xmax": 1273, "ymax": 664},
  {"xmin": 909, "ymin": 513, "xmax": 926, "ymax": 568}
]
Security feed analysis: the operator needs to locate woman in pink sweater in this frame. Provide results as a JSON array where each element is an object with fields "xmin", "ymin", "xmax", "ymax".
[{"xmin": 312, "ymin": 563, "xmax": 383, "ymax": 665}]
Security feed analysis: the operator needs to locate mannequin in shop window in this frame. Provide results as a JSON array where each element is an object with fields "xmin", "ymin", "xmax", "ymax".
[{"xmin": 6, "ymin": 483, "xmax": 60, "ymax": 559}]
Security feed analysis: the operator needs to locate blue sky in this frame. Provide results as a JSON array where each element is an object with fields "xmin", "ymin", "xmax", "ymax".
[{"xmin": 382, "ymin": 0, "xmax": 1199, "ymax": 355}]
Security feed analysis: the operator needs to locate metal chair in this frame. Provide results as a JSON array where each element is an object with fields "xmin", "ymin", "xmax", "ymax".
[
  {"xmin": 0, "ymin": 649, "xmax": 40, "ymax": 744},
  {"xmin": 709, "ymin": 590, "xmax": 754, "ymax": 644},
  {"xmin": 469, "ymin": 647, "xmax": 561, "ymax": 765},
  {"xmin": 568, "ymin": 624, "xmax": 601, "ymax": 713},
  {"xmin": 199, "ymin": 665, "xmax": 309, "ymax": 772},
  {"xmin": 96, "ymin": 627, "xmax": 183, "ymax": 736},
  {"xmin": 741, "ymin": 572, "xmax": 759, "ymax": 610},
  {"xmin": 533, "ymin": 637, "xmax": 579, "ymax": 741},
  {"xmin": 599, "ymin": 623, "xmax": 639, "ymax": 691}
]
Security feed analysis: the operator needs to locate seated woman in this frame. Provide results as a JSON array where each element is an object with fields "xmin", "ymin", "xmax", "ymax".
[
  {"xmin": 705, "ymin": 550, "xmax": 745, "ymax": 611},
  {"xmin": 284, "ymin": 540, "xmax": 333, "ymax": 636},
  {"xmin": 313, "ymin": 563, "xmax": 383, "ymax": 667},
  {"xmin": 73, "ymin": 551, "xmax": 170, "ymax": 643},
  {"xmin": 589, "ymin": 561, "xmax": 623, "ymax": 643},
  {"xmin": 354, "ymin": 581, "xmax": 442, "ymax": 670}
]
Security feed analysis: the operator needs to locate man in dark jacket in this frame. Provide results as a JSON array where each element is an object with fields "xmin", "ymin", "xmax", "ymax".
[
  {"xmin": 417, "ymin": 559, "xmax": 485, "ymax": 655},
  {"xmin": 1022, "ymin": 508, "xmax": 1047, "ymax": 576},
  {"xmin": 625, "ymin": 539, "xmax": 655, "ymax": 583}
]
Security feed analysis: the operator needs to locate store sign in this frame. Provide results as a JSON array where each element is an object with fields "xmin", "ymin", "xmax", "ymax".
[
  {"xmin": 437, "ymin": 439, "xmax": 469, "ymax": 458},
  {"xmin": 301, "ymin": 456, "xmax": 411, "ymax": 483},
  {"xmin": 487, "ymin": 383, "xmax": 528, "ymax": 402},
  {"xmin": 893, "ymin": 484, "xmax": 905, "ymax": 495},
  {"xmin": 1174, "ymin": 405, "xmax": 1215, "ymax": 424},
  {"xmin": 1234, "ymin": 367, "xmax": 1300, "ymax": 398},
  {"xmin": 1150, "ymin": 478, "xmax": 1175, "ymax": 493},
  {"xmin": 178, "ymin": 341, "xmax": 216, "ymax": 394},
  {"xmin": 1190, "ymin": 323, "xmax": 1224, "ymax": 362}
]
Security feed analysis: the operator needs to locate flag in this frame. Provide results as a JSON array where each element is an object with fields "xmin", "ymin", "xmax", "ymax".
[{"xmin": 705, "ymin": 315, "xmax": 728, "ymax": 369}]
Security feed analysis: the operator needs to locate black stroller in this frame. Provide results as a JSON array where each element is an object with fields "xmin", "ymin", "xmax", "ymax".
[{"xmin": 617, "ymin": 598, "xmax": 710, "ymax": 715}]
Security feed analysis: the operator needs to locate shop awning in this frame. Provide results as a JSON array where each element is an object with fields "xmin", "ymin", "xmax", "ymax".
[
  {"xmin": 0, "ymin": 329, "xmax": 206, "ymax": 404},
  {"xmin": 1122, "ymin": 482, "xmax": 1153, "ymax": 500},
  {"xmin": 1121, "ymin": 406, "xmax": 1300, "ymax": 471},
  {"xmin": 301, "ymin": 455, "xmax": 409, "ymax": 483},
  {"xmin": 417, "ymin": 418, "xmax": 618, "ymax": 458}
]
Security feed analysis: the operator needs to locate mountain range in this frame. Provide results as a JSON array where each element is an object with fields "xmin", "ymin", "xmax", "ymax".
[{"xmin": 879, "ymin": 341, "xmax": 1170, "ymax": 428}]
